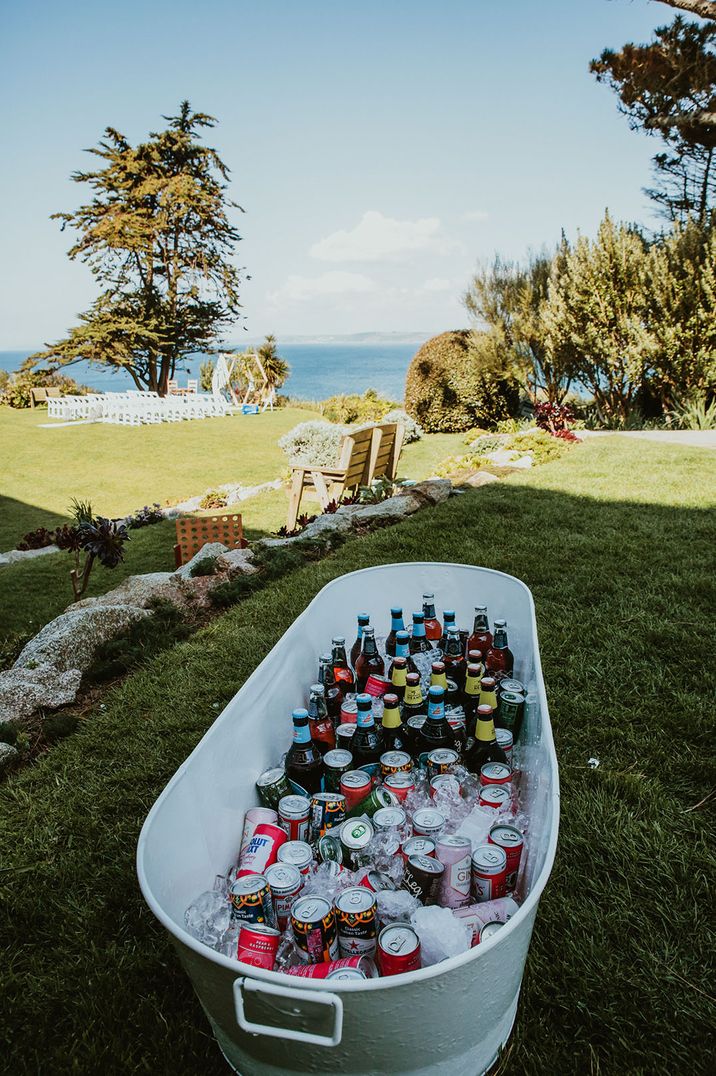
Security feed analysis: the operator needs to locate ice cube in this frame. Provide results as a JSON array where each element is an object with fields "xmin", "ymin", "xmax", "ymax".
[
  {"xmin": 455, "ymin": 805, "xmax": 496, "ymax": 851},
  {"xmin": 300, "ymin": 862, "xmax": 358, "ymax": 903},
  {"xmin": 184, "ymin": 889, "xmax": 232, "ymax": 948},
  {"xmin": 410, "ymin": 905, "xmax": 471, "ymax": 967},
  {"xmin": 275, "ymin": 931, "xmax": 303, "ymax": 970},
  {"xmin": 218, "ymin": 921, "xmax": 240, "ymax": 959},
  {"xmin": 376, "ymin": 889, "xmax": 420, "ymax": 927}
]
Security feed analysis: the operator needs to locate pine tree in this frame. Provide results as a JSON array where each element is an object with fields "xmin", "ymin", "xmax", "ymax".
[{"xmin": 28, "ymin": 102, "xmax": 244, "ymax": 394}]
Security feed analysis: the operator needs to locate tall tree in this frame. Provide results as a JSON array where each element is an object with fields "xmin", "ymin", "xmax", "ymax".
[
  {"xmin": 29, "ymin": 102, "xmax": 244, "ymax": 394},
  {"xmin": 591, "ymin": 14, "xmax": 716, "ymax": 222}
]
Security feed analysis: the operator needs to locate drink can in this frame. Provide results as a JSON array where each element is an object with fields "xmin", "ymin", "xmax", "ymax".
[
  {"xmin": 310, "ymin": 792, "xmax": 346, "ymax": 840},
  {"xmin": 426, "ymin": 748, "xmax": 459, "ymax": 780},
  {"xmin": 317, "ymin": 834, "xmax": 344, "ymax": 866},
  {"xmin": 284, "ymin": 956, "xmax": 378, "ymax": 979},
  {"xmin": 323, "ymin": 749, "xmax": 354, "ymax": 791},
  {"xmin": 264, "ymin": 862, "xmax": 303, "ymax": 930},
  {"xmin": 277, "ymin": 840, "xmax": 314, "ymax": 875},
  {"xmin": 229, "ymin": 873, "xmax": 276, "ymax": 926},
  {"xmin": 255, "ymin": 767, "xmax": 293, "ymax": 810},
  {"xmin": 471, "ymin": 844, "xmax": 508, "ymax": 903},
  {"xmin": 239, "ymin": 807, "xmax": 278, "ymax": 862},
  {"xmin": 236, "ymin": 923, "xmax": 281, "ymax": 969},
  {"xmin": 479, "ymin": 762, "xmax": 513, "ymax": 787},
  {"xmin": 340, "ymin": 697, "xmax": 358, "ymax": 724},
  {"xmin": 412, "ymin": 806, "xmax": 447, "ymax": 837},
  {"xmin": 400, "ymin": 854, "xmax": 445, "ymax": 905},
  {"xmin": 365, "ymin": 675, "xmax": 391, "ymax": 698},
  {"xmin": 237, "ymin": 822, "xmax": 287, "ymax": 877},
  {"xmin": 334, "ymin": 887, "xmax": 378, "ymax": 957},
  {"xmin": 383, "ymin": 771, "xmax": 415, "ymax": 803},
  {"xmin": 358, "ymin": 869, "xmax": 397, "ymax": 893},
  {"xmin": 495, "ymin": 728, "xmax": 513, "ymax": 765},
  {"xmin": 336, "ymin": 724, "xmax": 357, "ymax": 751},
  {"xmin": 479, "ymin": 920, "xmax": 504, "ymax": 943},
  {"xmin": 380, "ymin": 750, "xmax": 412, "ymax": 777},
  {"xmin": 499, "ymin": 678, "xmax": 525, "ymax": 697},
  {"xmin": 497, "ymin": 691, "xmax": 524, "ymax": 734},
  {"xmin": 429, "ymin": 774, "xmax": 462, "ymax": 800},
  {"xmin": 401, "ymin": 836, "xmax": 436, "ymax": 861},
  {"xmin": 479, "ymin": 785, "xmax": 512, "ymax": 810},
  {"xmin": 453, "ymin": 895, "xmax": 520, "ymax": 945},
  {"xmin": 326, "ymin": 967, "xmax": 367, "ymax": 980},
  {"xmin": 278, "ymin": 795, "xmax": 311, "ymax": 843},
  {"xmin": 290, "ymin": 895, "xmax": 339, "ymax": 964},
  {"xmin": 377, "ymin": 924, "xmax": 421, "ymax": 976},
  {"xmin": 373, "ymin": 806, "xmax": 406, "ymax": 833},
  {"xmin": 339, "ymin": 770, "xmax": 372, "ymax": 811},
  {"xmin": 339, "ymin": 817, "xmax": 375, "ymax": 868},
  {"xmin": 435, "ymin": 834, "xmax": 472, "ymax": 908},
  {"xmin": 344, "ymin": 786, "xmax": 397, "ymax": 820},
  {"xmin": 488, "ymin": 823, "xmax": 524, "ymax": 891}
]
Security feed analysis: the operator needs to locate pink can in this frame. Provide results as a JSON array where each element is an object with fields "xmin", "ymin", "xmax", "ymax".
[
  {"xmin": 236, "ymin": 923, "xmax": 281, "ymax": 969},
  {"xmin": 239, "ymin": 807, "xmax": 278, "ymax": 863},
  {"xmin": 435, "ymin": 834, "xmax": 472, "ymax": 908},
  {"xmin": 237, "ymin": 822, "xmax": 287, "ymax": 878},
  {"xmin": 284, "ymin": 956, "xmax": 378, "ymax": 979}
]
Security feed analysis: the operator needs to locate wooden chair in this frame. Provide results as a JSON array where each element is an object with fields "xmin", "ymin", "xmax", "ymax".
[
  {"xmin": 186, "ymin": 379, "xmax": 198, "ymax": 394},
  {"xmin": 286, "ymin": 423, "xmax": 404, "ymax": 531},
  {"xmin": 167, "ymin": 379, "xmax": 179, "ymax": 395},
  {"xmin": 174, "ymin": 513, "xmax": 248, "ymax": 568},
  {"xmin": 30, "ymin": 386, "xmax": 61, "ymax": 409}
]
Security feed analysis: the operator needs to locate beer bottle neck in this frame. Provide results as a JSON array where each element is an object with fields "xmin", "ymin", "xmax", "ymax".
[
  {"xmin": 412, "ymin": 621, "xmax": 426, "ymax": 639},
  {"xmin": 391, "ymin": 665, "xmax": 407, "ymax": 687},
  {"xmin": 292, "ymin": 721, "xmax": 311, "ymax": 745},
  {"xmin": 473, "ymin": 611, "xmax": 489, "ymax": 632},
  {"xmin": 476, "ymin": 713, "xmax": 496, "ymax": 742},
  {"xmin": 396, "ymin": 638, "xmax": 409, "ymax": 658},
  {"xmin": 404, "ymin": 683, "xmax": 423, "ymax": 706},
  {"xmin": 423, "ymin": 601, "xmax": 436, "ymax": 619},
  {"xmin": 381, "ymin": 705, "xmax": 402, "ymax": 729},
  {"xmin": 431, "ymin": 670, "xmax": 447, "ymax": 690},
  {"xmin": 361, "ymin": 633, "xmax": 378, "ymax": 656},
  {"xmin": 493, "ymin": 629, "xmax": 508, "ymax": 649},
  {"xmin": 333, "ymin": 646, "xmax": 348, "ymax": 667},
  {"xmin": 391, "ymin": 612, "xmax": 405, "ymax": 632},
  {"xmin": 356, "ymin": 705, "xmax": 375, "ymax": 728},
  {"xmin": 464, "ymin": 673, "xmax": 481, "ymax": 697}
]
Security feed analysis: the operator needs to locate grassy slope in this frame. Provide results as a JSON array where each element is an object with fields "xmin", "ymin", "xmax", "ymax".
[
  {"xmin": 1, "ymin": 438, "xmax": 714, "ymax": 1074},
  {"xmin": 0, "ymin": 414, "xmax": 464, "ymax": 647}
]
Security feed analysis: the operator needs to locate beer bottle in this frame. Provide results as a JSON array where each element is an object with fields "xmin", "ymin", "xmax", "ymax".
[
  {"xmin": 381, "ymin": 692, "xmax": 409, "ymax": 752},
  {"xmin": 354, "ymin": 626, "xmax": 385, "ymax": 693},
  {"xmin": 388, "ymin": 629, "xmax": 418, "ymax": 677},
  {"xmin": 439, "ymin": 610, "xmax": 456, "ymax": 652},
  {"xmin": 467, "ymin": 649, "xmax": 485, "ymax": 678},
  {"xmin": 389, "ymin": 656, "xmax": 408, "ymax": 702},
  {"xmin": 413, "ymin": 685, "xmax": 455, "ymax": 766},
  {"xmin": 463, "ymin": 704, "xmax": 508, "ymax": 774},
  {"xmin": 402, "ymin": 672, "xmax": 427, "ymax": 719},
  {"xmin": 485, "ymin": 619, "xmax": 514, "ymax": 680},
  {"xmin": 385, "ymin": 607, "xmax": 405, "ymax": 658},
  {"xmin": 443, "ymin": 627, "xmax": 467, "ymax": 691},
  {"xmin": 479, "ymin": 676, "xmax": 498, "ymax": 715},
  {"xmin": 467, "ymin": 606, "xmax": 492, "ymax": 657},
  {"xmin": 286, "ymin": 707, "xmax": 324, "ymax": 794},
  {"xmin": 462, "ymin": 663, "xmax": 482, "ymax": 737},
  {"xmin": 409, "ymin": 611, "xmax": 433, "ymax": 655},
  {"xmin": 319, "ymin": 652, "xmax": 343, "ymax": 722},
  {"xmin": 307, "ymin": 683, "xmax": 336, "ymax": 755},
  {"xmin": 350, "ymin": 613, "xmax": 370, "ymax": 668},
  {"xmin": 422, "ymin": 592, "xmax": 442, "ymax": 642},
  {"xmin": 332, "ymin": 636, "xmax": 355, "ymax": 696},
  {"xmin": 430, "ymin": 661, "xmax": 459, "ymax": 708},
  {"xmin": 351, "ymin": 692, "xmax": 382, "ymax": 777}
]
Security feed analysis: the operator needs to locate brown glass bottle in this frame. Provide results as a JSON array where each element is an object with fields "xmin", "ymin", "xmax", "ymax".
[
  {"xmin": 354, "ymin": 626, "xmax": 385, "ymax": 692},
  {"xmin": 467, "ymin": 606, "xmax": 492, "ymax": 657},
  {"xmin": 463, "ymin": 704, "xmax": 508, "ymax": 775},
  {"xmin": 350, "ymin": 613, "xmax": 370, "ymax": 668},
  {"xmin": 285, "ymin": 707, "xmax": 324, "ymax": 794}
]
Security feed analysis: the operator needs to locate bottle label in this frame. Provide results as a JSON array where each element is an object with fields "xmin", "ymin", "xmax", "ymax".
[
  {"xmin": 382, "ymin": 709, "xmax": 401, "ymax": 730},
  {"xmin": 356, "ymin": 708, "xmax": 374, "ymax": 729},
  {"xmin": 404, "ymin": 686, "xmax": 422, "ymax": 706},
  {"xmin": 391, "ymin": 668, "xmax": 407, "ymax": 687},
  {"xmin": 396, "ymin": 640, "xmax": 409, "ymax": 658},
  {"xmin": 476, "ymin": 720, "xmax": 496, "ymax": 742},
  {"xmin": 293, "ymin": 724, "xmax": 311, "ymax": 745},
  {"xmin": 428, "ymin": 699, "xmax": 444, "ymax": 721},
  {"xmin": 335, "ymin": 668, "xmax": 353, "ymax": 685}
]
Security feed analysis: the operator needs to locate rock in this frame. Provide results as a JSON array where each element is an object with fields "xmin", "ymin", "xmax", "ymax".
[
  {"xmin": 258, "ymin": 535, "xmax": 300, "ymax": 549},
  {"xmin": 464, "ymin": 471, "xmax": 500, "ymax": 487},
  {"xmin": 74, "ymin": 572, "xmax": 183, "ymax": 609},
  {"xmin": 396, "ymin": 479, "xmax": 452, "ymax": 505},
  {"xmin": 173, "ymin": 542, "xmax": 229, "ymax": 579},
  {"xmin": 299, "ymin": 513, "xmax": 354, "ymax": 540},
  {"xmin": 0, "ymin": 662, "xmax": 83, "ymax": 724},
  {"xmin": 0, "ymin": 545, "xmax": 60, "ymax": 568},
  {"xmin": 350, "ymin": 497, "xmax": 422, "ymax": 524},
  {"xmin": 14, "ymin": 604, "xmax": 150, "ymax": 675},
  {"xmin": 0, "ymin": 742, "xmax": 19, "ymax": 772},
  {"xmin": 215, "ymin": 548, "xmax": 258, "ymax": 577},
  {"xmin": 485, "ymin": 448, "xmax": 532, "ymax": 468}
]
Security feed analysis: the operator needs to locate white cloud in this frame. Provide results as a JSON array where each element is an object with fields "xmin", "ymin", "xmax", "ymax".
[
  {"xmin": 266, "ymin": 270, "xmax": 376, "ymax": 305},
  {"xmin": 310, "ymin": 210, "xmax": 459, "ymax": 263},
  {"xmin": 463, "ymin": 210, "xmax": 489, "ymax": 222},
  {"xmin": 422, "ymin": 277, "xmax": 452, "ymax": 292}
]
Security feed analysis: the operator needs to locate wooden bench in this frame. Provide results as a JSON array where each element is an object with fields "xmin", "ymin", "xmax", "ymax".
[
  {"xmin": 30, "ymin": 386, "xmax": 62, "ymax": 408},
  {"xmin": 174, "ymin": 513, "xmax": 248, "ymax": 568},
  {"xmin": 286, "ymin": 421, "xmax": 404, "ymax": 530}
]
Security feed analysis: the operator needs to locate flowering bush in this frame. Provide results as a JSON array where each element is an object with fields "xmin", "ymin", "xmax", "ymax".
[
  {"xmin": 278, "ymin": 420, "xmax": 346, "ymax": 467},
  {"xmin": 199, "ymin": 490, "xmax": 228, "ymax": 509},
  {"xmin": 382, "ymin": 408, "xmax": 422, "ymax": 444},
  {"xmin": 126, "ymin": 503, "xmax": 164, "ymax": 529},
  {"xmin": 534, "ymin": 402, "xmax": 578, "ymax": 440}
]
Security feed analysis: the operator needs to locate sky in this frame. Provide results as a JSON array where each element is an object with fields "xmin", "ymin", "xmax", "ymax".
[{"xmin": 0, "ymin": 0, "xmax": 679, "ymax": 348}]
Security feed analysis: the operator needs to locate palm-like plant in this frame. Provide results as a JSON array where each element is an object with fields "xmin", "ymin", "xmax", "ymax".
[{"xmin": 257, "ymin": 335, "xmax": 290, "ymax": 390}]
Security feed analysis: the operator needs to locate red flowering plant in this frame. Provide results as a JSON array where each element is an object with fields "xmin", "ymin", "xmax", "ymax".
[{"xmin": 534, "ymin": 402, "xmax": 579, "ymax": 442}]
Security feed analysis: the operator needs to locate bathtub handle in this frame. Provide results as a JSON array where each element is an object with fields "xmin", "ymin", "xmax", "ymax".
[{"xmin": 233, "ymin": 977, "xmax": 343, "ymax": 1047}]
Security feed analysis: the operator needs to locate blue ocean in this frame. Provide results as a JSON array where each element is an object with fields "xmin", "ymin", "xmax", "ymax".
[{"xmin": 0, "ymin": 341, "xmax": 423, "ymax": 403}]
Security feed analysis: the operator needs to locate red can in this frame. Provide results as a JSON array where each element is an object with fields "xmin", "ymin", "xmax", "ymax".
[
  {"xmin": 340, "ymin": 770, "xmax": 372, "ymax": 811},
  {"xmin": 429, "ymin": 774, "xmax": 461, "ymax": 800},
  {"xmin": 479, "ymin": 785, "xmax": 511, "ymax": 810},
  {"xmin": 401, "ymin": 836, "xmax": 436, "ymax": 861},
  {"xmin": 488, "ymin": 824, "xmax": 524, "ymax": 891},
  {"xmin": 239, "ymin": 807, "xmax": 278, "ymax": 862},
  {"xmin": 479, "ymin": 762, "xmax": 512, "ymax": 787},
  {"xmin": 471, "ymin": 844, "xmax": 508, "ymax": 903},
  {"xmin": 383, "ymin": 771, "xmax": 415, "ymax": 803},
  {"xmin": 365, "ymin": 675, "xmax": 391, "ymax": 698},
  {"xmin": 278, "ymin": 795, "xmax": 311, "ymax": 843},
  {"xmin": 340, "ymin": 698, "xmax": 358, "ymax": 724},
  {"xmin": 359, "ymin": 869, "xmax": 397, "ymax": 893},
  {"xmin": 236, "ymin": 923, "xmax": 281, "ymax": 969},
  {"xmin": 377, "ymin": 924, "xmax": 421, "ymax": 976},
  {"xmin": 284, "ymin": 955, "xmax": 378, "ymax": 979},
  {"xmin": 237, "ymin": 822, "xmax": 287, "ymax": 878}
]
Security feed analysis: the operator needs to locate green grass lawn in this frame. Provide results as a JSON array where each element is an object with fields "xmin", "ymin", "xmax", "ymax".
[
  {"xmin": 1, "ymin": 438, "xmax": 714, "ymax": 1074},
  {"xmin": 0, "ymin": 406, "xmax": 464, "ymax": 650}
]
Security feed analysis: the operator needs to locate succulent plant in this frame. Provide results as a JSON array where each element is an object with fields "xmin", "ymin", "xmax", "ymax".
[{"xmin": 77, "ymin": 517, "xmax": 129, "ymax": 568}]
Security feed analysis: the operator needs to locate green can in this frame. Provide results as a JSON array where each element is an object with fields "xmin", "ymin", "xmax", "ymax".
[
  {"xmin": 497, "ymin": 691, "xmax": 524, "ymax": 739},
  {"xmin": 344, "ymin": 786, "xmax": 398, "ymax": 820},
  {"xmin": 256, "ymin": 766, "xmax": 293, "ymax": 810},
  {"xmin": 323, "ymin": 749, "xmax": 354, "ymax": 792}
]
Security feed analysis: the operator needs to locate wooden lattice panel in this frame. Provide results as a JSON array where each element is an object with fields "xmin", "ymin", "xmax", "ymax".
[{"xmin": 174, "ymin": 514, "xmax": 246, "ymax": 566}]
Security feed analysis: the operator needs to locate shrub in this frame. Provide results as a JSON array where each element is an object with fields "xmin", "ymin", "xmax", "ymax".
[
  {"xmin": 189, "ymin": 555, "xmax": 218, "ymax": 577},
  {"xmin": 16, "ymin": 526, "xmax": 58, "ymax": 551},
  {"xmin": 382, "ymin": 408, "xmax": 422, "ymax": 443},
  {"xmin": 668, "ymin": 394, "xmax": 716, "ymax": 430},
  {"xmin": 126, "ymin": 503, "xmax": 164, "ymax": 529},
  {"xmin": 464, "ymin": 434, "xmax": 506, "ymax": 455},
  {"xmin": 199, "ymin": 489, "xmax": 228, "ymax": 509},
  {"xmin": 404, "ymin": 330, "xmax": 520, "ymax": 433},
  {"xmin": 84, "ymin": 599, "xmax": 192, "ymax": 683},
  {"xmin": 0, "ymin": 368, "xmax": 89, "ymax": 408},
  {"xmin": 278, "ymin": 420, "xmax": 346, "ymax": 467},
  {"xmin": 200, "ymin": 358, "xmax": 215, "ymax": 393},
  {"xmin": 321, "ymin": 388, "xmax": 398, "ymax": 425}
]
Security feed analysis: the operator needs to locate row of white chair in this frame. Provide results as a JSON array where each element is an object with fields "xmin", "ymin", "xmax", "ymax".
[{"xmin": 46, "ymin": 391, "xmax": 232, "ymax": 425}]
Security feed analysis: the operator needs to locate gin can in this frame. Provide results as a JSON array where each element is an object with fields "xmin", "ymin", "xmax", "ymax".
[
  {"xmin": 339, "ymin": 770, "xmax": 372, "ymax": 811},
  {"xmin": 471, "ymin": 844, "xmax": 508, "ymax": 903},
  {"xmin": 284, "ymin": 955, "xmax": 378, "ymax": 979},
  {"xmin": 383, "ymin": 770, "xmax": 416, "ymax": 803},
  {"xmin": 435, "ymin": 834, "xmax": 473, "ymax": 908},
  {"xmin": 479, "ymin": 762, "xmax": 513, "ymax": 787},
  {"xmin": 264, "ymin": 862, "xmax": 303, "ymax": 930},
  {"xmin": 479, "ymin": 784, "xmax": 512, "ymax": 810},
  {"xmin": 488, "ymin": 823, "xmax": 524, "ymax": 891}
]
